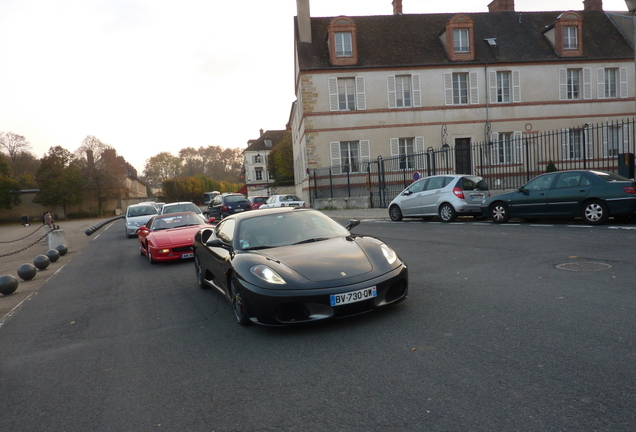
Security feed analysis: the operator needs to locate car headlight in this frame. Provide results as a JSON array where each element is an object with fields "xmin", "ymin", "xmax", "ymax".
[
  {"xmin": 250, "ymin": 265, "xmax": 286, "ymax": 284},
  {"xmin": 380, "ymin": 243, "xmax": 397, "ymax": 264}
]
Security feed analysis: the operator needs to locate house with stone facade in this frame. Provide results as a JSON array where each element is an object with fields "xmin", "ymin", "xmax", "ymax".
[{"xmin": 291, "ymin": 0, "xmax": 635, "ymax": 206}]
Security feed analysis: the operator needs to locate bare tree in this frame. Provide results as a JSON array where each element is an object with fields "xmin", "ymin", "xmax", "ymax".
[{"xmin": 0, "ymin": 132, "xmax": 33, "ymax": 178}]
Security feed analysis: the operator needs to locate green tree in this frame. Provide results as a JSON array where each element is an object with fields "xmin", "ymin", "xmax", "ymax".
[
  {"xmin": 34, "ymin": 146, "xmax": 86, "ymax": 217},
  {"xmin": 267, "ymin": 130, "xmax": 294, "ymax": 184},
  {"xmin": 143, "ymin": 152, "xmax": 181, "ymax": 186},
  {"xmin": 0, "ymin": 153, "xmax": 20, "ymax": 209}
]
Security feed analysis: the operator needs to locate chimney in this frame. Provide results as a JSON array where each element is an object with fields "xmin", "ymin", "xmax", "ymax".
[
  {"xmin": 260, "ymin": 128, "xmax": 264, "ymax": 136},
  {"xmin": 392, "ymin": 0, "xmax": 403, "ymax": 15},
  {"xmin": 86, "ymin": 149, "xmax": 94, "ymax": 168},
  {"xmin": 488, "ymin": 0, "xmax": 515, "ymax": 12},
  {"xmin": 583, "ymin": 0, "xmax": 602, "ymax": 10},
  {"xmin": 296, "ymin": 0, "xmax": 312, "ymax": 43}
]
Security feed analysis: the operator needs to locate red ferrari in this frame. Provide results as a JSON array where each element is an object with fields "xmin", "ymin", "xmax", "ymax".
[{"xmin": 137, "ymin": 212, "xmax": 215, "ymax": 264}]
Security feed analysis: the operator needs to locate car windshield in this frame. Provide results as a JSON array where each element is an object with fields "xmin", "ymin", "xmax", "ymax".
[
  {"xmin": 225, "ymin": 195, "xmax": 248, "ymax": 203},
  {"xmin": 462, "ymin": 176, "xmax": 489, "ymax": 190},
  {"xmin": 152, "ymin": 213, "xmax": 205, "ymax": 230},
  {"xmin": 128, "ymin": 206, "xmax": 158, "ymax": 217},
  {"xmin": 163, "ymin": 204, "xmax": 201, "ymax": 214},
  {"xmin": 282, "ymin": 195, "xmax": 301, "ymax": 202},
  {"xmin": 591, "ymin": 171, "xmax": 630, "ymax": 182},
  {"xmin": 237, "ymin": 211, "xmax": 349, "ymax": 251}
]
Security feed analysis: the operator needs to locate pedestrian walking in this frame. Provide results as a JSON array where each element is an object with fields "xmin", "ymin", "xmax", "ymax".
[{"xmin": 21, "ymin": 213, "xmax": 30, "ymax": 226}]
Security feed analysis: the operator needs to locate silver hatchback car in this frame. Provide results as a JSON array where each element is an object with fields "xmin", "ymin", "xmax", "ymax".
[{"xmin": 388, "ymin": 174, "xmax": 490, "ymax": 222}]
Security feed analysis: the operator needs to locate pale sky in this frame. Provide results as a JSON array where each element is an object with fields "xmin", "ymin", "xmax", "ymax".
[{"xmin": 0, "ymin": 0, "xmax": 629, "ymax": 175}]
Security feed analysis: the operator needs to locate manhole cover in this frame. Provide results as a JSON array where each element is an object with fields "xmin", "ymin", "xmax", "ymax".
[{"xmin": 555, "ymin": 262, "xmax": 612, "ymax": 272}]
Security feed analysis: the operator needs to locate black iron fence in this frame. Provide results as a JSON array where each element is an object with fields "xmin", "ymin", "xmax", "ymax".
[{"xmin": 310, "ymin": 118, "xmax": 636, "ymax": 208}]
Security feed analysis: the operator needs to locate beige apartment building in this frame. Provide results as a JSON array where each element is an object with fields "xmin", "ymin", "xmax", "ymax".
[{"xmin": 291, "ymin": 0, "xmax": 635, "ymax": 205}]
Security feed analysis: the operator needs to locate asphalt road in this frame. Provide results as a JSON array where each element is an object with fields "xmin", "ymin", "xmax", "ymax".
[{"xmin": 0, "ymin": 215, "xmax": 635, "ymax": 431}]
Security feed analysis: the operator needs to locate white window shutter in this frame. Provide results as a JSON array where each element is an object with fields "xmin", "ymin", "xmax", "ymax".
[
  {"xmin": 623, "ymin": 123, "xmax": 630, "ymax": 148},
  {"xmin": 597, "ymin": 69, "xmax": 605, "ymax": 99},
  {"xmin": 329, "ymin": 78, "xmax": 339, "ymax": 111},
  {"xmin": 513, "ymin": 131, "xmax": 523, "ymax": 164},
  {"xmin": 583, "ymin": 68, "xmax": 592, "ymax": 99},
  {"xmin": 620, "ymin": 67, "xmax": 628, "ymax": 98},
  {"xmin": 444, "ymin": 73, "xmax": 453, "ymax": 105},
  {"xmin": 359, "ymin": 140, "xmax": 371, "ymax": 166},
  {"xmin": 601, "ymin": 125, "xmax": 609, "ymax": 158},
  {"xmin": 512, "ymin": 70, "xmax": 521, "ymax": 103},
  {"xmin": 489, "ymin": 132, "xmax": 499, "ymax": 165},
  {"xmin": 489, "ymin": 71, "xmax": 497, "ymax": 104},
  {"xmin": 561, "ymin": 129, "xmax": 570, "ymax": 161},
  {"xmin": 355, "ymin": 76, "xmax": 366, "ymax": 110},
  {"xmin": 387, "ymin": 75, "xmax": 397, "ymax": 108},
  {"xmin": 412, "ymin": 74, "xmax": 422, "ymax": 107},
  {"xmin": 469, "ymin": 71, "xmax": 479, "ymax": 104},
  {"xmin": 584, "ymin": 126, "xmax": 593, "ymax": 159},
  {"xmin": 390, "ymin": 138, "xmax": 399, "ymax": 156},
  {"xmin": 330, "ymin": 141, "xmax": 342, "ymax": 175},
  {"xmin": 414, "ymin": 136, "xmax": 424, "ymax": 153},
  {"xmin": 559, "ymin": 69, "xmax": 567, "ymax": 100}
]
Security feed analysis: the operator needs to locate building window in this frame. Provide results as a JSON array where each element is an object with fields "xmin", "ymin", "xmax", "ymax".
[
  {"xmin": 566, "ymin": 129, "xmax": 583, "ymax": 160},
  {"xmin": 255, "ymin": 167, "xmax": 263, "ymax": 181},
  {"xmin": 496, "ymin": 71, "xmax": 510, "ymax": 103},
  {"xmin": 453, "ymin": 28, "xmax": 469, "ymax": 52},
  {"xmin": 253, "ymin": 154, "xmax": 262, "ymax": 164},
  {"xmin": 264, "ymin": 139, "xmax": 273, "ymax": 147},
  {"xmin": 335, "ymin": 32, "xmax": 352, "ymax": 57},
  {"xmin": 339, "ymin": 141, "xmax": 359, "ymax": 173},
  {"xmin": 453, "ymin": 73, "xmax": 469, "ymax": 105},
  {"xmin": 565, "ymin": 69, "xmax": 580, "ymax": 100},
  {"xmin": 496, "ymin": 133, "xmax": 514, "ymax": 164},
  {"xmin": 563, "ymin": 26, "xmax": 578, "ymax": 49},
  {"xmin": 338, "ymin": 78, "xmax": 356, "ymax": 110},
  {"xmin": 396, "ymin": 75, "xmax": 412, "ymax": 108},
  {"xmin": 604, "ymin": 68, "xmax": 617, "ymax": 98}
]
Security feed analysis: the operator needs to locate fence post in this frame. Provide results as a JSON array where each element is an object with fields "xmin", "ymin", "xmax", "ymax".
[{"xmin": 329, "ymin": 169, "xmax": 334, "ymax": 199}]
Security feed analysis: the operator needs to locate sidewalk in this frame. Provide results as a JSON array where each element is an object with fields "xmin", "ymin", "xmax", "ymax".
[{"xmin": 0, "ymin": 217, "xmax": 109, "ymax": 323}]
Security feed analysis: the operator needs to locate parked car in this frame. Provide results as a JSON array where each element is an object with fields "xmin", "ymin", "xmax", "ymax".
[
  {"xmin": 207, "ymin": 193, "xmax": 251, "ymax": 220},
  {"xmin": 260, "ymin": 194, "xmax": 306, "ymax": 209},
  {"xmin": 248, "ymin": 196, "xmax": 269, "ymax": 210},
  {"xmin": 481, "ymin": 170, "xmax": 636, "ymax": 225},
  {"xmin": 137, "ymin": 212, "xmax": 214, "ymax": 264},
  {"xmin": 160, "ymin": 202, "xmax": 203, "ymax": 216},
  {"xmin": 388, "ymin": 174, "xmax": 490, "ymax": 222},
  {"xmin": 193, "ymin": 207, "xmax": 408, "ymax": 326},
  {"xmin": 124, "ymin": 203, "xmax": 159, "ymax": 238}
]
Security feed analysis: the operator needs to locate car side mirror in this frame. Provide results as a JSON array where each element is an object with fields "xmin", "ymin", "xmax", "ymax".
[
  {"xmin": 207, "ymin": 217, "xmax": 216, "ymax": 224},
  {"xmin": 402, "ymin": 190, "xmax": 411, "ymax": 196},
  {"xmin": 344, "ymin": 219, "xmax": 360, "ymax": 231},
  {"xmin": 206, "ymin": 238, "xmax": 233, "ymax": 251},
  {"xmin": 137, "ymin": 226, "xmax": 149, "ymax": 233},
  {"xmin": 518, "ymin": 187, "xmax": 529, "ymax": 195}
]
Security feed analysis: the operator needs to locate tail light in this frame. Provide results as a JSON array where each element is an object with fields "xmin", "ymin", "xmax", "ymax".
[
  {"xmin": 623, "ymin": 186, "xmax": 636, "ymax": 195},
  {"xmin": 453, "ymin": 187, "xmax": 465, "ymax": 199},
  {"xmin": 221, "ymin": 205, "xmax": 228, "ymax": 211},
  {"xmin": 281, "ymin": 203, "xmax": 286, "ymax": 207},
  {"xmin": 302, "ymin": 203, "xmax": 306, "ymax": 207}
]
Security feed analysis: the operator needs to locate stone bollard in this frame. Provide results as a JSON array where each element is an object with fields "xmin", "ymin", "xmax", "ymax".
[{"xmin": 48, "ymin": 229, "xmax": 69, "ymax": 250}]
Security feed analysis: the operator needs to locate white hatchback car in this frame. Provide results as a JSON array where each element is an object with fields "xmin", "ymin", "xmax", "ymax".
[
  {"xmin": 388, "ymin": 174, "xmax": 490, "ymax": 222},
  {"xmin": 260, "ymin": 194, "xmax": 306, "ymax": 209}
]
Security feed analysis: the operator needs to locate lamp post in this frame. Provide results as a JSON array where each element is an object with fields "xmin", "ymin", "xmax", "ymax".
[{"xmin": 626, "ymin": 0, "xmax": 636, "ymax": 118}]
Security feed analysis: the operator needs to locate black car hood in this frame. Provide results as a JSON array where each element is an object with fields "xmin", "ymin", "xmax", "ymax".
[{"xmin": 259, "ymin": 237, "xmax": 373, "ymax": 282}]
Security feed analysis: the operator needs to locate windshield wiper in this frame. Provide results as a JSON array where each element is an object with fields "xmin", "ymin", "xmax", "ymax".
[
  {"xmin": 292, "ymin": 237, "xmax": 330, "ymax": 245},
  {"xmin": 242, "ymin": 245, "xmax": 274, "ymax": 251}
]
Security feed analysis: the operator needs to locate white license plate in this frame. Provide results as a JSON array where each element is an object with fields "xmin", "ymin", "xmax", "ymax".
[
  {"xmin": 181, "ymin": 252, "xmax": 194, "ymax": 259},
  {"xmin": 330, "ymin": 286, "xmax": 377, "ymax": 306},
  {"xmin": 470, "ymin": 194, "xmax": 485, "ymax": 201},
  {"xmin": 235, "ymin": 208, "xmax": 244, "ymax": 212}
]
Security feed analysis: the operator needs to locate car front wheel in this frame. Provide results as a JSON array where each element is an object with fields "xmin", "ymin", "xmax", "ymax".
[
  {"xmin": 582, "ymin": 199, "xmax": 609, "ymax": 225},
  {"xmin": 230, "ymin": 275, "xmax": 250, "ymax": 326},
  {"xmin": 439, "ymin": 203, "xmax": 457, "ymax": 222},
  {"xmin": 148, "ymin": 248, "xmax": 155, "ymax": 264},
  {"xmin": 490, "ymin": 202, "xmax": 510, "ymax": 223},
  {"xmin": 389, "ymin": 205, "xmax": 403, "ymax": 221},
  {"xmin": 194, "ymin": 255, "xmax": 208, "ymax": 289}
]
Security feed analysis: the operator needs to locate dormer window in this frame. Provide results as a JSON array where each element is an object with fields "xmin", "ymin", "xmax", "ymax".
[
  {"xmin": 265, "ymin": 139, "xmax": 273, "ymax": 147},
  {"xmin": 335, "ymin": 32, "xmax": 352, "ymax": 57},
  {"xmin": 440, "ymin": 14, "xmax": 475, "ymax": 61},
  {"xmin": 547, "ymin": 11, "xmax": 583, "ymax": 57},
  {"xmin": 453, "ymin": 29, "xmax": 470, "ymax": 53},
  {"xmin": 563, "ymin": 26, "xmax": 578, "ymax": 50},
  {"xmin": 328, "ymin": 16, "xmax": 358, "ymax": 66}
]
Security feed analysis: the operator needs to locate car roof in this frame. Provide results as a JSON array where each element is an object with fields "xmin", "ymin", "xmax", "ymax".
[{"xmin": 155, "ymin": 211, "xmax": 200, "ymax": 219}]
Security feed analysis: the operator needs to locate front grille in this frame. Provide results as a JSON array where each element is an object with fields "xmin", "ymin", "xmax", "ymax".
[{"xmin": 173, "ymin": 246, "xmax": 193, "ymax": 253}]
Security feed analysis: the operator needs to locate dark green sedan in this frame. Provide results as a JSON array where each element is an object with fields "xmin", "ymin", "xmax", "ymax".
[{"xmin": 481, "ymin": 170, "xmax": 636, "ymax": 225}]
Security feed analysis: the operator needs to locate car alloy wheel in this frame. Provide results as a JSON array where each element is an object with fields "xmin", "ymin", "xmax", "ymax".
[
  {"xmin": 439, "ymin": 203, "xmax": 457, "ymax": 222},
  {"xmin": 582, "ymin": 199, "xmax": 608, "ymax": 225},
  {"xmin": 389, "ymin": 205, "xmax": 403, "ymax": 221},
  {"xmin": 490, "ymin": 203, "xmax": 509, "ymax": 223},
  {"xmin": 148, "ymin": 248, "xmax": 155, "ymax": 265},
  {"xmin": 230, "ymin": 275, "xmax": 250, "ymax": 326}
]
